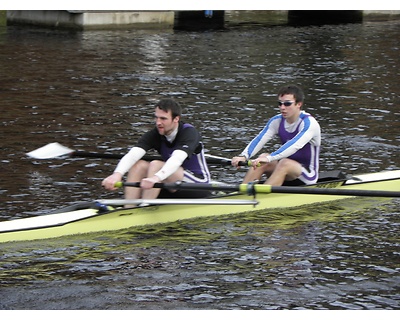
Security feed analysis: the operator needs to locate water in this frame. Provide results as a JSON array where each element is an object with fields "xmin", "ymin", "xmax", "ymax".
[{"xmin": 0, "ymin": 19, "xmax": 399, "ymax": 309}]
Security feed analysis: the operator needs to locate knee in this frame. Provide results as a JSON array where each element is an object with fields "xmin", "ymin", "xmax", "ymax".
[
  {"xmin": 275, "ymin": 158, "xmax": 294, "ymax": 171},
  {"xmin": 276, "ymin": 158, "xmax": 301, "ymax": 173},
  {"xmin": 277, "ymin": 158, "xmax": 291, "ymax": 166},
  {"xmin": 130, "ymin": 160, "xmax": 149, "ymax": 173},
  {"xmin": 148, "ymin": 160, "xmax": 164, "ymax": 172}
]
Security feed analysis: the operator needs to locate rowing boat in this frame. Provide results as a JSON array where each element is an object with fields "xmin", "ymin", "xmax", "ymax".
[{"xmin": 1, "ymin": 169, "xmax": 399, "ymax": 243}]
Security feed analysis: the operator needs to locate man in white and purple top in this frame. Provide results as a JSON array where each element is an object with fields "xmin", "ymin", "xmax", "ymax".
[
  {"xmin": 102, "ymin": 98, "xmax": 211, "ymax": 203},
  {"xmin": 232, "ymin": 85, "xmax": 321, "ymax": 186}
]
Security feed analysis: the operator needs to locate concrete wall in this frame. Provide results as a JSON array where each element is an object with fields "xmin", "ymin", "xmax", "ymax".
[
  {"xmin": 6, "ymin": 10, "xmax": 175, "ymax": 29},
  {"xmin": 6, "ymin": 10, "xmax": 400, "ymax": 30},
  {"xmin": 77, "ymin": 11, "xmax": 175, "ymax": 28}
]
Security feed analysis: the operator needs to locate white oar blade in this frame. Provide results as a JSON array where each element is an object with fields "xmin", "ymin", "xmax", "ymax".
[
  {"xmin": 97, "ymin": 198, "xmax": 258, "ymax": 206},
  {"xmin": 26, "ymin": 142, "xmax": 74, "ymax": 159}
]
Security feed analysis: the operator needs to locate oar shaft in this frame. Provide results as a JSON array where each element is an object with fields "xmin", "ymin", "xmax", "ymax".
[
  {"xmin": 270, "ymin": 186, "xmax": 400, "ymax": 198},
  {"xmin": 119, "ymin": 182, "xmax": 400, "ymax": 198},
  {"xmin": 72, "ymin": 151, "xmax": 123, "ymax": 159},
  {"xmin": 73, "ymin": 151, "xmax": 243, "ymax": 166},
  {"xmin": 73, "ymin": 151, "xmax": 162, "ymax": 161},
  {"xmin": 120, "ymin": 182, "xmax": 241, "ymax": 192},
  {"xmin": 27, "ymin": 143, "xmax": 247, "ymax": 166},
  {"xmin": 97, "ymin": 199, "xmax": 258, "ymax": 206}
]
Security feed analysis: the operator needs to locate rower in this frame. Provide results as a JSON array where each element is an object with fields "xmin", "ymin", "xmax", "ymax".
[
  {"xmin": 232, "ymin": 84, "xmax": 321, "ymax": 186},
  {"xmin": 102, "ymin": 98, "xmax": 211, "ymax": 205}
]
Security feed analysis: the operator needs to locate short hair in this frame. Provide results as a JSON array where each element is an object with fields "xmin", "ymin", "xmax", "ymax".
[
  {"xmin": 155, "ymin": 98, "xmax": 182, "ymax": 118},
  {"xmin": 277, "ymin": 85, "xmax": 305, "ymax": 103}
]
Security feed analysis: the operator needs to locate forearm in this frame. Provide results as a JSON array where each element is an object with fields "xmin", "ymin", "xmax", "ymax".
[
  {"xmin": 241, "ymin": 118, "xmax": 278, "ymax": 159},
  {"xmin": 114, "ymin": 147, "xmax": 146, "ymax": 175},
  {"xmin": 154, "ymin": 149, "xmax": 188, "ymax": 181}
]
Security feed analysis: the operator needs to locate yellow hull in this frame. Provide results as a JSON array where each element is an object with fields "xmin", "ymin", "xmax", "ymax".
[{"xmin": 1, "ymin": 170, "xmax": 399, "ymax": 243}]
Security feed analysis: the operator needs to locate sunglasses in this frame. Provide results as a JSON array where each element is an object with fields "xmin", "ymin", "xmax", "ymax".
[{"xmin": 278, "ymin": 101, "xmax": 295, "ymax": 107}]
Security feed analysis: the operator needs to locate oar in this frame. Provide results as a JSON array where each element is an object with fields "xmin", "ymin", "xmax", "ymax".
[
  {"xmin": 96, "ymin": 198, "xmax": 258, "ymax": 206},
  {"xmin": 118, "ymin": 181, "xmax": 400, "ymax": 198},
  {"xmin": 26, "ymin": 142, "xmax": 243, "ymax": 166},
  {"xmin": 0, "ymin": 197, "xmax": 258, "ymax": 234}
]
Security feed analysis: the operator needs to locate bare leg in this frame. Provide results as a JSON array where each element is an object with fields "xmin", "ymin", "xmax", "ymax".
[
  {"xmin": 266, "ymin": 158, "xmax": 302, "ymax": 186},
  {"xmin": 125, "ymin": 160, "xmax": 150, "ymax": 200},
  {"xmin": 140, "ymin": 161, "xmax": 185, "ymax": 199},
  {"xmin": 243, "ymin": 161, "xmax": 277, "ymax": 183},
  {"xmin": 141, "ymin": 160, "xmax": 164, "ymax": 199}
]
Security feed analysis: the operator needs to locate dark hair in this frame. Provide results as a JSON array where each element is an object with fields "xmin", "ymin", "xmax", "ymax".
[
  {"xmin": 155, "ymin": 98, "xmax": 182, "ymax": 118},
  {"xmin": 277, "ymin": 85, "xmax": 305, "ymax": 103}
]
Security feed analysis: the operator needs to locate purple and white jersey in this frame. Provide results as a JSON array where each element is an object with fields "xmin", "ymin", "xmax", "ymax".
[{"xmin": 240, "ymin": 111, "xmax": 321, "ymax": 184}]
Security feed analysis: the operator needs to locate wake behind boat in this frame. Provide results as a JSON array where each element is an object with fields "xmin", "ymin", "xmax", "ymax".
[{"xmin": 1, "ymin": 169, "xmax": 399, "ymax": 243}]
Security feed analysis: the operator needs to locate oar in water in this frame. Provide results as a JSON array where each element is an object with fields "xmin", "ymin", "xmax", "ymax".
[
  {"xmin": 26, "ymin": 142, "xmax": 243, "ymax": 166},
  {"xmin": 118, "ymin": 181, "xmax": 400, "ymax": 198}
]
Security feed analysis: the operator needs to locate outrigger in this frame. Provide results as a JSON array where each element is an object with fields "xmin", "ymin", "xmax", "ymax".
[{"xmin": 0, "ymin": 143, "xmax": 399, "ymax": 243}]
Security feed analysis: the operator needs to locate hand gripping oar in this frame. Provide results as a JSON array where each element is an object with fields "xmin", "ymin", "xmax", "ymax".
[
  {"xmin": 26, "ymin": 142, "xmax": 246, "ymax": 166},
  {"xmin": 118, "ymin": 181, "xmax": 400, "ymax": 198}
]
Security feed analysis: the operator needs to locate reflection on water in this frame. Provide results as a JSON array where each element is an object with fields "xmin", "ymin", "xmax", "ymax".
[
  {"xmin": 0, "ymin": 20, "xmax": 400, "ymax": 309},
  {"xmin": 1, "ymin": 198, "xmax": 399, "ymax": 309}
]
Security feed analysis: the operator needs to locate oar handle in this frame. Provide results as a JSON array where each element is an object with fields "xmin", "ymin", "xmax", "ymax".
[{"xmin": 212, "ymin": 159, "xmax": 248, "ymax": 166}]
